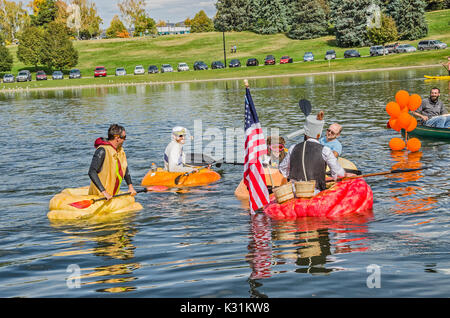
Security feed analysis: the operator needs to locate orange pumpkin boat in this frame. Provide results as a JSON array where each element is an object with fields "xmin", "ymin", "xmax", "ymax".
[{"xmin": 141, "ymin": 167, "xmax": 221, "ymax": 188}]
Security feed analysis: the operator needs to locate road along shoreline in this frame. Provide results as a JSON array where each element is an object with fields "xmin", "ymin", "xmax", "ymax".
[{"xmin": 0, "ymin": 64, "xmax": 441, "ymax": 94}]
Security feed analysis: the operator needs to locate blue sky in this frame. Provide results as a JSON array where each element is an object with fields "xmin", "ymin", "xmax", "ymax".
[{"xmin": 13, "ymin": 0, "xmax": 217, "ymax": 26}]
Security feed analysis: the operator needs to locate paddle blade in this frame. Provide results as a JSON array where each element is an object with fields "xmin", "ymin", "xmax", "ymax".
[
  {"xmin": 69, "ymin": 199, "xmax": 93, "ymax": 209},
  {"xmin": 146, "ymin": 185, "xmax": 170, "ymax": 192},
  {"xmin": 299, "ymin": 99, "xmax": 312, "ymax": 117}
]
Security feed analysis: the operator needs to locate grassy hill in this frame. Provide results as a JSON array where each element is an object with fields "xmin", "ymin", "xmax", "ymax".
[{"xmin": 2, "ymin": 9, "xmax": 450, "ymax": 91}]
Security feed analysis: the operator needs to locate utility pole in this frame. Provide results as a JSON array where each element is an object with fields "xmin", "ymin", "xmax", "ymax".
[{"xmin": 222, "ymin": 31, "xmax": 227, "ymax": 68}]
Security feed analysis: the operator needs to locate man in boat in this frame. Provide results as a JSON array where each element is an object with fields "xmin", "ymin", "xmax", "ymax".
[
  {"xmin": 164, "ymin": 126, "xmax": 199, "ymax": 173},
  {"xmin": 88, "ymin": 124, "xmax": 137, "ymax": 200},
  {"xmin": 411, "ymin": 87, "xmax": 450, "ymax": 128},
  {"xmin": 319, "ymin": 123, "xmax": 343, "ymax": 158},
  {"xmin": 279, "ymin": 111, "xmax": 351, "ymax": 194}
]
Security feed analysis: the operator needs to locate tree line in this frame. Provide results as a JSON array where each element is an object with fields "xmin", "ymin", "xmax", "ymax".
[{"xmin": 214, "ymin": 0, "xmax": 447, "ymax": 47}]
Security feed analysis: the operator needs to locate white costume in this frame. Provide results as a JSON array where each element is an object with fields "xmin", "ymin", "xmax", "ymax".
[{"xmin": 164, "ymin": 127, "xmax": 195, "ymax": 172}]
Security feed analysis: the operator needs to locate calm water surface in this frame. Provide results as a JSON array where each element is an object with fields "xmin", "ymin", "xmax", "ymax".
[{"xmin": 0, "ymin": 67, "xmax": 449, "ymax": 298}]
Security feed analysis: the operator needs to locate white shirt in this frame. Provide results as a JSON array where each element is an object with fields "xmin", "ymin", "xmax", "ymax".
[
  {"xmin": 278, "ymin": 139, "xmax": 346, "ymax": 184},
  {"xmin": 164, "ymin": 140, "xmax": 194, "ymax": 172}
]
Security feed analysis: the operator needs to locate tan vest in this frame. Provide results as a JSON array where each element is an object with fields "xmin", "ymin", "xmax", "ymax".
[{"xmin": 88, "ymin": 145, "xmax": 128, "ymax": 196}]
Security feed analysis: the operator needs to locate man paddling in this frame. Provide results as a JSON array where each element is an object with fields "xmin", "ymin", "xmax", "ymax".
[
  {"xmin": 164, "ymin": 126, "xmax": 199, "ymax": 173},
  {"xmin": 279, "ymin": 111, "xmax": 352, "ymax": 194},
  {"xmin": 411, "ymin": 87, "xmax": 450, "ymax": 128},
  {"xmin": 442, "ymin": 56, "xmax": 450, "ymax": 76},
  {"xmin": 319, "ymin": 123, "xmax": 343, "ymax": 158},
  {"xmin": 88, "ymin": 124, "xmax": 137, "ymax": 200}
]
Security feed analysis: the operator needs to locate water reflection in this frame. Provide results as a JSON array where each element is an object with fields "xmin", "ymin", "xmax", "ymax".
[
  {"xmin": 247, "ymin": 210, "xmax": 373, "ymax": 287},
  {"xmin": 51, "ymin": 219, "xmax": 140, "ymax": 293},
  {"xmin": 388, "ymin": 151, "xmax": 437, "ymax": 214}
]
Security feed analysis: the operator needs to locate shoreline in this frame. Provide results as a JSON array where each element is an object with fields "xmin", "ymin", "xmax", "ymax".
[{"xmin": 0, "ymin": 64, "xmax": 441, "ymax": 94}]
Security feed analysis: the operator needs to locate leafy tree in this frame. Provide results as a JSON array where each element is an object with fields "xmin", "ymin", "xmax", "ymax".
[
  {"xmin": 190, "ymin": 10, "xmax": 214, "ymax": 33},
  {"xmin": 106, "ymin": 14, "xmax": 127, "ymax": 38},
  {"xmin": 17, "ymin": 25, "xmax": 44, "ymax": 68},
  {"xmin": 0, "ymin": 34, "xmax": 13, "ymax": 72},
  {"xmin": 0, "ymin": 0, "xmax": 30, "ymax": 43},
  {"xmin": 367, "ymin": 13, "xmax": 398, "ymax": 48},
  {"xmin": 214, "ymin": 0, "xmax": 251, "ymax": 32},
  {"xmin": 30, "ymin": 0, "xmax": 57, "ymax": 26},
  {"xmin": 287, "ymin": 0, "xmax": 328, "ymax": 40},
  {"xmin": 40, "ymin": 22, "xmax": 78, "ymax": 70},
  {"xmin": 133, "ymin": 15, "xmax": 156, "ymax": 36},
  {"xmin": 249, "ymin": 0, "xmax": 288, "ymax": 34},
  {"xmin": 329, "ymin": 0, "xmax": 377, "ymax": 47},
  {"xmin": 382, "ymin": 0, "xmax": 428, "ymax": 40}
]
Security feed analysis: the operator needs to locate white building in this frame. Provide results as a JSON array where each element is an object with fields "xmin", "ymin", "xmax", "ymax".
[{"xmin": 157, "ymin": 24, "xmax": 190, "ymax": 35}]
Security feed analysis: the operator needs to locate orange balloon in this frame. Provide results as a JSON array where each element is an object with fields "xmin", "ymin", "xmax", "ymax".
[
  {"xmin": 405, "ymin": 117, "xmax": 417, "ymax": 132},
  {"xmin": 397, "ymin": 112, "xmax": 413, "ymax": 129},
  {"xmin": 386, "ymin": 101, "xmax": 401, "ymax": 118},
  {"xmin": 406, "ymin": 138, "xmax": 421, "ymax": 152},
  {"xmin": 408, "ymin": 94, "xmax": 422, "ymax": 111},
  {"xmin": 389, "ymin": 137, "xmax": 406, "ymax": 151},
  {"xmin": 395, "ymin": 90, "xmax": 410, "ymax": 108},
  {"xmin": 389, "ymin": 117, "xmax": 402, "ymax": 131}
]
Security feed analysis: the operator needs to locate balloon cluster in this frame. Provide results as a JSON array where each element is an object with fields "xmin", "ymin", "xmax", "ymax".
[{"xmin": 386, "ymin": 90, "xmax": 422, "ymax": 152}]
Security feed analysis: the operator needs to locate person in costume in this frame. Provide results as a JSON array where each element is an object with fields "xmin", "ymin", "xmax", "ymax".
[
  {"xmin": 88, "ymin": 124, "xmax": 137, "ymax": 200},
  {"xmin": 279, "ymin": 111, "xmax": 351, "ymax": 194},
  {"xmin": 164, "ymin": 126, "xmax": 198, "ymax": 173}
]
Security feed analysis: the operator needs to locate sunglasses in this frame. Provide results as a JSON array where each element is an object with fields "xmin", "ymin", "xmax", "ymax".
[
  {"xmin": 119, "ymin": 135, "xmax": 127, "ymax": 140},
  {"xmin": 327, "ymin": 129, "xmax": 338, "ymax": 135},
  {"xmin": 177, "ymin": 134, "xmax": 186, "ymax": 138},
  {"xmin": 270, "ymin": 144, "xmax": 285, "ymax": 151}
]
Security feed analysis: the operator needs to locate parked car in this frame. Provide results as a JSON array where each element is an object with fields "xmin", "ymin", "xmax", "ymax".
[
  {"xmin": 69, "ymin": 69, "xmax": 81, "ymax": 79},
  {"xmin": 36, "ymin": 70, "xmax": 47, "ymax": 80},
  {"xmin": 193, "ymin": 61, "xmax": 208, "ymax": 70},
  {"xmin": 52, "ymin": 71, "xmax": 64, "ymax": 80},
  {"xmin": 370, "ymin": 45, "xmax": 389, "ymax": 56},
  {"xmin": 385, "ymin": 43, "xmax": 399, "ymax": 54},
  {"xmin": 280, "ymin": 56, "xmax": 293, "ymax": 64},
  {"xmin": 148, "ymin": 65, "xmax": 159, "ymax": 74},
  {"xmin": 16, "ymin": 70, "xmax": 32, "ymax": 82},
  {"xmin": 264, "ymin": 55, "xmax": 276, "ymax": 65},
  {"xmin": 2, "ymin": 74, "xmax": 15, "ymax": 83},
  {"xmin": 115, "ymin": 67, "xmax": 127, "ymax": 76},
  {"xmin": 134, "ymin": 65, "xmax": 145, "ymax": 75},
  {"xmin": 246, "ymin": 58, "xmax": 259, "ymax": 66},
  {"xmin": 395, "ymin": 44, "xmax": 417, "ymax": 53},
  {"xmin": 229, "ymin": 59, "xmax": 241, "ymax": 68},
  {"xmin": 303, "ymin": 52, "xmax": 314, "ymax": 62},
  {"xmin": 177, "ymin": 62, "xmax": 190, "ymax": 72},
  {"xmin": 94, "ymin": 66, "xmax": 107, "ymax": 77},
  {"xmin": 211, "ymin": 61, "xmax": 225, "ymax": 69},
  {"xmin": 324, "ymin": 50, "xmax": 336, "ymax": 60},
  {"xmin": 418, "ymin": 39, "xmax": 447, "ymax": 50},
  {"xmin": 344, "ymin": 49, "xmax": 361, "ymax": 58},
  {"xmin": 161, "ymin": 64, "xmax": 174, "ymax": 73}
]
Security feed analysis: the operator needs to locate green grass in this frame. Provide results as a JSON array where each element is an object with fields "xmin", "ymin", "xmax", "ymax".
[{"xmin": 2, "ymin": 9, "xmax": 450, "ymax": 92}]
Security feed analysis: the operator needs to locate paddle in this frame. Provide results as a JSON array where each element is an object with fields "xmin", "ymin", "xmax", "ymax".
[
  {"xmin": 69, "ymin": 185, "xmax": 168, "ymax": 209},
  {"xmin": 326, "ymin": 168, "xmax": 362, "ymax": 176},
  {"xmin": 285, "ymin": 99, "xmax": 311, "ymax": 140},
  {"xmin": 326, "ymin": 167, "xmax": 428, "ymax": 183},
  {"xmin": 174, "ymin": 160, "xmax": 221, "ymax": 185}
]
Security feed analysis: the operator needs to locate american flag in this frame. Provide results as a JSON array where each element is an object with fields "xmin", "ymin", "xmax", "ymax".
[{"xmin": 243, "ymin": 86, "xmax": 270, "ymax": 213}]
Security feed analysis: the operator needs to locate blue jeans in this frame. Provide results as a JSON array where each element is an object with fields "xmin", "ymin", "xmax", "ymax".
[{"xmin": 425, "ymin": 116, "xmax": 450, "ymax": 128}]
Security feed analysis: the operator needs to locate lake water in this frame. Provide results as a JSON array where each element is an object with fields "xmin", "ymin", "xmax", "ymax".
[{"xmin": 0, "ymin": 67, "xmax": 449, "ymax": 300}]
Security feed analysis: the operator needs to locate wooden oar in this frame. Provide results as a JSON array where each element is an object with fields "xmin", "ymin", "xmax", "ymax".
[
  {"xmin": 69, "ymin": 186, "xmax": 168, "ymax": 209},
  {"xmin": 286, "ymin": 99, "xmax": 311, "ymax": 140},
  {"xmin": 326, "ymin": 167, "xmax": 428, "ymax": 183}
]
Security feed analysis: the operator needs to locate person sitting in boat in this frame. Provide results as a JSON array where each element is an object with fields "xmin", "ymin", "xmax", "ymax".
[
  {"xmin": 319, "ymin": 123, "xmax": 343, "ymax": 158},
  {"xmin": 88, "ymin": 124, "xmax": 137, "ymax": 200},
  {"xmin": 411, "ymin": 87, "xmax": 450, "ymax": 129},
  {"xmin": 262, "ymin": 136, "xmax": 287, "ymax": 168},
  {"xmin": 164, "ymin": 126, "xmax": 199, "ymax": 173},
  {"xmin": 279, "ymin": 111, "xmax": 352, "ymax": 194}
]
